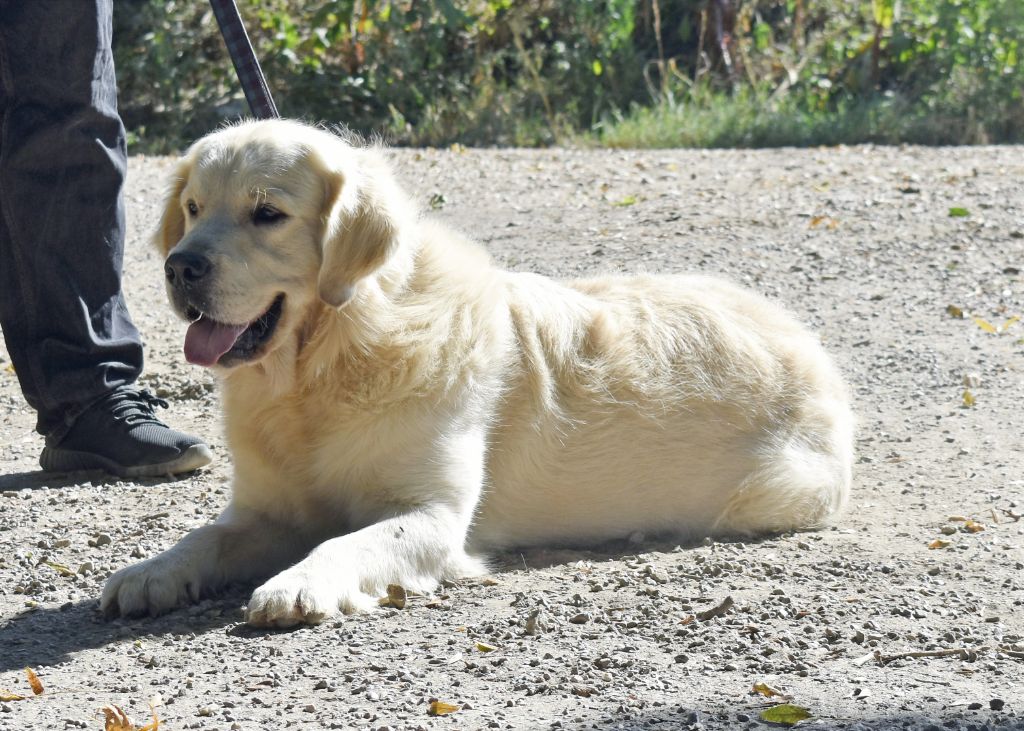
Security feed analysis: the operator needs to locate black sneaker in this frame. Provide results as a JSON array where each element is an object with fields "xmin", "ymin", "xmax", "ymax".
[{"xmin": 39, "ymin": 386, "xmax": 214, "ymax": 477}]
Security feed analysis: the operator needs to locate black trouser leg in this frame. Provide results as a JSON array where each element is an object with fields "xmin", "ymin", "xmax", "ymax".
[{"xmin": 0, "ymin": 0, "xmax": 143, "ymax": 440}]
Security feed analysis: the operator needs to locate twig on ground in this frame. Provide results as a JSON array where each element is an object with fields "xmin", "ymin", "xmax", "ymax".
[
  {"xmin": 696, "ymin": 595, "xmax": 735, "ymax": 621},
  {"xmin": 875, "ymin": 647, "xmax": 990, "ymax": 665}
]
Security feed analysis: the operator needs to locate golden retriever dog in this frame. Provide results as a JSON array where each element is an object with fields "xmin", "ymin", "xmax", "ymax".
[{"xmin": 101, "ymin": 120, "xmax": 853, "ymax": 627}]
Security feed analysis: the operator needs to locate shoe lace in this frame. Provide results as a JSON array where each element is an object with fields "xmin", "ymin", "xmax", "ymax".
[{"xmin": 104, "ymin": 388, "xmax": 170, "ymax": 426}]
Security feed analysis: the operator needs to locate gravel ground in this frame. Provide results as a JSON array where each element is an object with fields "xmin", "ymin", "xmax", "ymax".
[{"xmin": 1, "ymin": 144, "xmax": 1022, "ymax": 730}]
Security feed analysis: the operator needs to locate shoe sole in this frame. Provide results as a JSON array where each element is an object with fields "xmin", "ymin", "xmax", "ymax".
[{"xmin": 39, "ymin": 443, "xmax": 214, "ymax": 478}]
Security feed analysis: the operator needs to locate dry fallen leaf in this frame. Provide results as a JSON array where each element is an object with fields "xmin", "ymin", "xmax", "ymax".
[
  {"xmin": 378, "ymin": 584, "xmax": 407, "ymax": 609},
  {"xmin": 929, "ymin": 538, "xmax": 952, "ymax": 549},
  {"xmin": 25, "ymin": 667, "xmax": 43, "ymax": 695},
  {"xmin": 427, "ymin": 700, "xmax": 460, "ymax": 716},
  {"xmin": 0, "ymin": 690, "xmax": 26, "ymax": 702},
  {"xmin": 475, "ymin": 641, "xmax": 498, "ymax": 652},
  {"xmin": 102, "ymin": 705, "xmax": 134, "ymax": 731},
  {"xmin": 752, "ymin": 681, "xmax": 789, "ymax": 699},
  {"xmin": 138, "ymin": 704, "xmax": 161, "ymax": 731},
  {"xmin": 946, "ymin": 305, "xmax": 964, "ymax": 319},
  {"xmin": 962, "ymin": 389, "xmax": 976, "ymax": 407},
  {"xmin": 1002, "ymin": 315, "xmax": 1020, "ymax": 331},
  {"xmin": 809, "ymin": 215, "xmax": 840, "ymax": 230},
  {"xmin": 963, "ymin": 519, "xmax": 985, "ymax": 533}
]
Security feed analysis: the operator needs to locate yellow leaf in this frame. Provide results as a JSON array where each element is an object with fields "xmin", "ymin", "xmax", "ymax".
[
  {"xmin": 428, "ymin": 701, "xmax": 460, "ymax": 716},
  {"xmin": 752, "ymin": 681, "xmax": 788, "ymax": 698},
  {"xmin": 928, "ymin": 538, "xmax": 952, "ymax": 549},
  {"xmin": 760, "ymin": 704, "xmax": 812, "ymax": 726},
  {"xmin": 963, "ymin": 519, "xmax": 985, "ymax": 533},
  {"xmin": 809, "ymin": 215, "xmax": 826, "ymax": 228},
  {"xmin": 25, "ymin": 667, "xmax": 43, "ymax": 695},
  {"xmin": 43, "ymin": 560, "xmax": 75, "ymax": 578},
  {"xmin": 973, "ymin": 317, "xmax": 997, "ymax": 334},
  {"xmin": 0, "ymin": 690, "xmax": 26, "ymax": 701},
  {"xmin": 962, "ymin": 390, "xmax": 976, "ymax": 407},
  {"xmin": 946, "ymin": 305, "xmax": 964, "ymax": 318},
  {"xmin": 614, "ymin": 195, "xmax": 637, "ymax": 207},
  {"xmin": 475, "ymin": 641, "xmax": 498, "ymax": 652},
  {"xmin": 102, "ymin": 705, "xmax": 135, "ymax": 731},
  {"xmin": 1001, "ymin": 315, "xmax": 1020, "ymax": 332}
]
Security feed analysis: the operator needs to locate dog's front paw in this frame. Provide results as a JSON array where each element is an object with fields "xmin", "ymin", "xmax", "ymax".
[
  {"xmin": 244, "ymin": 569, "xmax": 378, "ymax": 628},
  {"xmin": 101, "ymin": 555, "xmax": 201, "ymax": 619}
]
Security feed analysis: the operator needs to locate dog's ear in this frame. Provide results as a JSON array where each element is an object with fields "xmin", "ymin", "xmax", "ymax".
[
  {"xmin": 315, "ymin": 146, "xmax": 410, "ymax": 308},
  {"xmin": 154, "ymin": 159, "xmax": 191, "ymax": 256}
]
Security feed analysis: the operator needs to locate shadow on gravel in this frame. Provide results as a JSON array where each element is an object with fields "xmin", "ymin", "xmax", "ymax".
[
  {"xmin": 573, "ymin": 708, "xmax": 1024, "ymax": 730},
  {"xmin": 0, "ymin": 591, "xmax": 256, "ymax": 672},
  {"xmin": 0, "ymin": 469, "xmax": 194, "ymax": 491},
  {"xmin": 491, "ymin": 533, "xmax": 775, "ymax": 572}
]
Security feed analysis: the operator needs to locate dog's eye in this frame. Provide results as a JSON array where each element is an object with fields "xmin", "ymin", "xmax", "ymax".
[
  {"xmin": 252, "ymin": 205, "xmax": 287, "ymax": 225},
  {"xmin": 186, "ymin": 200, "xmax": 199, "ymax": 217}
]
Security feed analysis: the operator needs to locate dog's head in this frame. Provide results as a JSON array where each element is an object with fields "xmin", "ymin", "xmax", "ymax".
[{"xmin": 156, "ymin": 120, "xmax": 411, "ymax": 369}]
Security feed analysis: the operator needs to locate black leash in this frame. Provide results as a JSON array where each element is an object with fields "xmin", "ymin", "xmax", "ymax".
[{"xmin": 208, "ymin": 0, "xmax": 279, "ymax": 119}]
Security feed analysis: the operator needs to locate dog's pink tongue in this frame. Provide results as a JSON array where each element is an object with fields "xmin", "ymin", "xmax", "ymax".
[{"xmin": 184, "ymin": 317, "xmax": 248, "ymax": 367}]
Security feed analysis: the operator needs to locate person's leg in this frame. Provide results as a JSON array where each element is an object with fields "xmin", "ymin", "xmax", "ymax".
[
  {"xmin": 0, "ymin": 0, "xmax": 138, "ymax": 438},
  {"xmin": 0, "ymin": 0, "xmax": 211, "ymax": 476}
]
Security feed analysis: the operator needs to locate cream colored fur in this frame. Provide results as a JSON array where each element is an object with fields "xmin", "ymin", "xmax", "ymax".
[{"xmin": 101, "ymin": 120, "xmax": 854, "ymax": 627}]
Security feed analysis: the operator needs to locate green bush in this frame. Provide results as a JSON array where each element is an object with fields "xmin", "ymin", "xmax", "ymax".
[
  {"xmin": 599, "ymin": 0, "xmax": 1024, "ymax": 146},
  {"xmin": 112, "ymin": 0, "xmax": 1023, "ymax": 150}
]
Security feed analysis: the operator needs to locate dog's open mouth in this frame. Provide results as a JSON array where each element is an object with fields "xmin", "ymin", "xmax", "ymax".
[{"xmin": 183, "ymin": 294, "xmax": 285, "ymax": 367}]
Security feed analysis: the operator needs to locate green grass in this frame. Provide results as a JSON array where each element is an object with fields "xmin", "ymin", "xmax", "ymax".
[{"xmin": 590, "ymin": 89, "xmax": 1024, "ymax": 149}]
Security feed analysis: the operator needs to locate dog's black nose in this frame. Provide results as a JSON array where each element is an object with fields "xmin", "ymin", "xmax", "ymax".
[{"xmin": 165, "ymin": 252, "xmax": 212, "ymax": 287}]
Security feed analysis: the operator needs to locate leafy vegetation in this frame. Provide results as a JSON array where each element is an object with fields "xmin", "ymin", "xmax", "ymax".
[{"xmin": 112, "ymin": 0, "xmax": 1023, "ymax": 150}]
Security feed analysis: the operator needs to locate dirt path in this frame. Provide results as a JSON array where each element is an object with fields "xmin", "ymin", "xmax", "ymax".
[{"xmin": 1, "ymin": 144, "xmax": 1022, "ymax": 730}]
